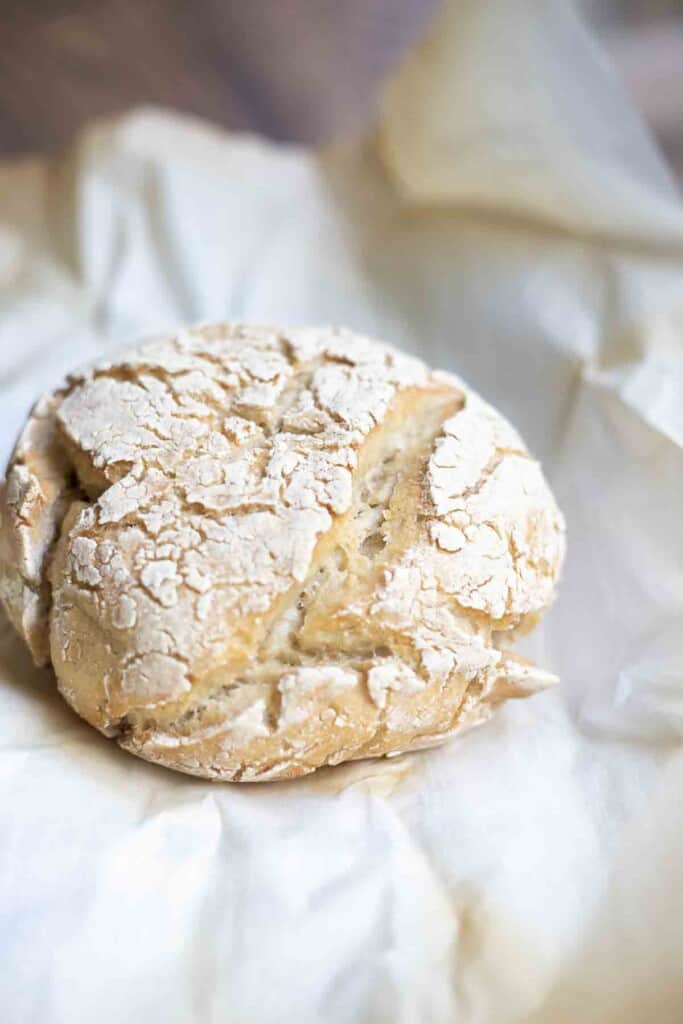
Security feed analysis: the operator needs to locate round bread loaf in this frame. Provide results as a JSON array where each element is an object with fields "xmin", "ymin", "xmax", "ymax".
[{"xmin": 0, "ymin": 324, "xmax": 565, "ymax": 780}]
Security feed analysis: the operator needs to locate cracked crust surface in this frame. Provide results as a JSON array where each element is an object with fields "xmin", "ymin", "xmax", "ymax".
[{"xmin": 0, "ymin": 323, "xmax": 565, "ymax": 780}]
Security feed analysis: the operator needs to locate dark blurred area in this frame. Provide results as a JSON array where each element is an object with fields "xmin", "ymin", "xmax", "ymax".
[
  {"xmin": 584, "ymin": 0, "xmax": 683, "ymax": 179},
  {"xmin": 0, "ymin": 0, "xmax": 439, "ymax": 152},
  {"xmin": 1, "ymin": 0, "xmax": 682, "ymax": 180}
]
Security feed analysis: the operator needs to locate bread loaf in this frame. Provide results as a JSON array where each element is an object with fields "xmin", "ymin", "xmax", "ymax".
[{"xmin": 0, "ymin": 324, "xmax": 565, "ymax": 780}]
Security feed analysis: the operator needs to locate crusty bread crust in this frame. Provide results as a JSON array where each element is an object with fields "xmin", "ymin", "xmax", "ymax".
[{"xmin": 0, "ymin": 324, "xmax": 565, "ymax": 780}]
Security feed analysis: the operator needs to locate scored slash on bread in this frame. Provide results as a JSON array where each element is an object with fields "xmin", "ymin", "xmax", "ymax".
[{"xmin": 0, "ymin": 324, "xmax": 565, "ymax": 780}]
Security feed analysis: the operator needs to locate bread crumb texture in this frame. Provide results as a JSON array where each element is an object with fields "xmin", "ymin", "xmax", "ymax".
[{"xmin": 0, "ymin": 324, "xmax": 565, "ymax": 780}]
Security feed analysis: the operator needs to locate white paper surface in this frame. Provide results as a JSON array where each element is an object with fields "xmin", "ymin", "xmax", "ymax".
[{"xmin": 1, "ymin": 2, "xmax": 683, "ymax": 1021}]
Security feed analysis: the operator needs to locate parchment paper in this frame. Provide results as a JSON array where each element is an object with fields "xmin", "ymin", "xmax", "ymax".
[{"xmin": 1, "ymin": 2, "xmax": 683, "ymax": 1021}]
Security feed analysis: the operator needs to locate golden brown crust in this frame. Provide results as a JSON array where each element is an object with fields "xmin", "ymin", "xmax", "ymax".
[{"xmin": 0, "ymin": 323, "xmax": 566, "ymax": 780}]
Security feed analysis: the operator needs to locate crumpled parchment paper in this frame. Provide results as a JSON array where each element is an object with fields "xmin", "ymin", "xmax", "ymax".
[{"xmin": 1, "ymin": 2, "xmax": 683, "ymax": 1022}]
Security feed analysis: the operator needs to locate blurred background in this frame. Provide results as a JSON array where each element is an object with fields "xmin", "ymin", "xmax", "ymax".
[{"xmin": 1, "ymin": 0, "xmax": 682, "ymax": 181}]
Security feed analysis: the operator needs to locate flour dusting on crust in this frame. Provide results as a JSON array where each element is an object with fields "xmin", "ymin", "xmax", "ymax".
[{"xmin": 0, "ymin": 323, "xmax": 565, "ymax": 780}]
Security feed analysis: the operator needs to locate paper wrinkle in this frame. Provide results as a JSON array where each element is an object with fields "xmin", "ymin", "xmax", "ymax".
[
  {"xmin": 378, "ymin": 0, "xmax": 683, "ymax": 242},
  {"xmin": 1, "ymin": 0, "xmax": 683, "ymax": 1021}
]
